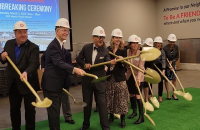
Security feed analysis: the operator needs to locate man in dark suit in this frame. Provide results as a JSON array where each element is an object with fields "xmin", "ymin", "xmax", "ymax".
[
  {"xmin": 41, "ymin": 18, "xmax": 85, "ymax": 130},
  {"xmin": 41, "ymin": 50, "xmax": 75, "ymax": 124},
  {"xmin": 76, "ymin": 26, "xmax": 116, "ymax": 130},
  {"xmin": 0, "ymin": 21, "xmax": 40, "ymax": 130}
]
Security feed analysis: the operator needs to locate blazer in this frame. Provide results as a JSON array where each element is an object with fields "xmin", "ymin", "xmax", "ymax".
[
  {"xmin": 126, "ymin": 49, "xmax": 144, "ymax": 82},
  {"xmin": 41, "ymin": 38, "xmax": 74, "ymax": 93},
  {"xmin": 163, "ymin": 44, "xmax": 179, "ymax": 67},
  {"xmin": 154, "ymin": 49, "xmax": 166, "ymax": 70},
  {"xmin": 41, "ymin": 49, "xmax": 72, "ymax": 90},
  {"xmin": 0, "ymin": 39, "xmax": 40, "ymax": 95},
  {"xmin": 76, "ymin": 43, "xmax": 111, "ymax": 77},
  {"xmin": 106, "ymin": 46, "xmax": 127, "ymax": 82}
]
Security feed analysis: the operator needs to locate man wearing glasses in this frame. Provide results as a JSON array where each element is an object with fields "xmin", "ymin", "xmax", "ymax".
[
  {"xmin": 76, "ymin": 26, "xmax": 116, "ymax": 130},
  {"xmin": 42, "ymin": 18, "xmax": 85, "ymax": 130}
]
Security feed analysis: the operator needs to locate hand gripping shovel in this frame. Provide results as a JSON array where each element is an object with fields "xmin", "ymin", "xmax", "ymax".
[
  {"xmin": 109, "ymin": 52, "xmax": 161, "ymax": 84},
  {"xmin": 130, "ymin": 66, "xmax": 155, "ymax": 126},
  {"xmin": 166, "ymin": 59, "xmax": 192, "ymax": 101},
  {"xmin": 148, "ymin": 83, "xmax": 159, "ymax": 108},
  {"xmin": 6, "ymin": 56, "xmax": 52, "ymax": 108},
  {"xmin": 63, "ymin": 88, "xmax": 87, "ymax": 107},
  {"xmin": 154, "ymin": 64, "xmax": 184, "ymax": 97}
]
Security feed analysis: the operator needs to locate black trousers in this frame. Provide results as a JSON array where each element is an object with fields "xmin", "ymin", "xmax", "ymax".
[
  {"xmin": 43, "ymin": 89, "xmax": 62, "ymax": 130},
  {"xmin": 149, "ymin": 63, "xmax": 164, "ymax": 96},
  {"xmin": 81, "ymin": 77, "xmax": 110, "ymax": 130},
  {"xmin": 9, "ymin": 82, "xmax": 36, "ymax": 130}
]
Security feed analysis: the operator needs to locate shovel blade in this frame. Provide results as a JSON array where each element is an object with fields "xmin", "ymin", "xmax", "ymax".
[
  {"xmin": 31, "ymin": 97, "xmax": 52, "ymax": 108},
  {"xmin": 144, "ymin": 68, "xmax": 161, "ymax": 84},
  {"xmin": 114, "ymin": 113, "xmax": 121, "ymax": 119},
  {"xmin": 141, "ymin": 47, "xmax": 161, "ymax": 61},
  {"xmin": 174, "ymin": 90, "xmax": 184, "ymax": 96},
  {"xmin": 183, "ymin": 93, "xmax": 192, "ymax": 101},
  {"xmin": 145, "ymin": 102, "xmax": 154, "ymax": 112},
  {"xmin": 150, "ymin": 97, "xmax": 159, "ymax": 108},
  {"xmin": 144, "ymin": 113, "xmax": 156, "ymax": 126},
  {"xmin": 74, "ymin": 101, "xmax": 87, "ymax": 107},
  {"xmin": 91, "ymin": 75, "xmax": 110, "ymax": 83}
]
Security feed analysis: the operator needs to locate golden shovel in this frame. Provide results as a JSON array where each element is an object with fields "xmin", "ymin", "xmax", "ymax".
[
  {"xmin": 148, "ymin": 83, "xmax": 159, "ymax": 108},
  {"xmin": 90, "ymin": 54, "xmax": 147, "ymax": 68},
  {"xmin": 63, "ymin": 88, "xmax": 87, "ymax": 107},
  {"xmin": 140, "ymin": 47, "xmax": 161, "ymax": 61},
  {"xmin": 154, "ymin": 64, "xmax": 184, "ymax": 97},
  {"xmin": 114, "ymin": 113, "xmax": 120, "ymax": 119},
  {"xmin": 166, "ymin": 59, "xmax": 192, "ymax": 101},
  {"xmin": 130, "ymin": 66, "xmax": 155, "ymax": 126},
  {"xmin": 6, "ymin": 56, "xmax": 52, "ymax": 108},
  {"xmin": 83, "ymin": 73, "xmax": 110, "ymax": 83},
  {"xmin": 109, "ymin": 52, "xmax": 161, "ymax": 84},
  {"xmin": 130, "ymin": 67, "xmax": 154, "ymax": 112}
]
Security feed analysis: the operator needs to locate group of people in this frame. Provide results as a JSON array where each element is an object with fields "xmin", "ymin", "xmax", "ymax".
[{"xmin": 0, "ymin": 17, "xmax": 179, "ymax": 130}]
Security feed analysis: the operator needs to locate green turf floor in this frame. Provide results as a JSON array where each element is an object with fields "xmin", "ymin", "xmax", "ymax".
[{"xmin": 3, "ymin": 87, "xmax": 200, "ymax": 130}]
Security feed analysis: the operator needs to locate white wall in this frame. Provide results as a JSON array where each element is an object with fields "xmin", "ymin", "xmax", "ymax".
[
  {"xmin": 70, "ymin": 0, "xmax": 157, "ymax": 43},
  {"xmin": 156, "ymin": 0, "xmax": 200, "ymax": 40}
]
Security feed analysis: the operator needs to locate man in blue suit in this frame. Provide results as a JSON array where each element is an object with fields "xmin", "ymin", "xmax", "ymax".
[
  {"xmin": 42, "ymin": 18, "xmax": 85, "ymax": 130},
  {"xmin": 41, "ymin": 49, "xmax": 75, "ymax": 124}
]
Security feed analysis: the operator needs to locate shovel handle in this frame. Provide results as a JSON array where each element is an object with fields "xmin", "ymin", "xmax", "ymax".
[
  {"xmin": 83, "ymin": 73, "xmax": 98, "ymax": 79},
  {"xmin": 166, "ymin": 59, "xmax": 185, "ymax": 93},
  {"xmin": 154, "ymin": 64, "xmax": 177, "ymax": 91},
  {"xmin": 109, "ymin": 52, "xmax": 144, "ymax": 73},
  {"xmin": 6, "ymin": 56, "xmax": 42, "ymax": 103},
  {"xmin": 148, "ymin": 82, "xmax": 153, "ymax": 95},
  {"xmin": 90, "ymin": 54, "xmax": 140, "ymax": 68},
  {"xmin": 63, "ymin": 88, "xmax": 76, "ymax": 102}
]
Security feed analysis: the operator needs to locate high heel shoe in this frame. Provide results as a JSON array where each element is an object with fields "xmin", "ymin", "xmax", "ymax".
[{"xmin": 172, "ymin": 95, "xmax": 178, "ymax": 100}]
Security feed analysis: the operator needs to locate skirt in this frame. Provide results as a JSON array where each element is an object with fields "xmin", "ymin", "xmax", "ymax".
[
  {"xmin": 126, "ymin": 74, "xmax": 143, "ymax": 94},
  {"xmin": 165, "ymin": 66, "xmax": 176, "ymax": 80},
  {"xmin": 106, "ymin": 76, "xmax": 129, "ymax": 115}
]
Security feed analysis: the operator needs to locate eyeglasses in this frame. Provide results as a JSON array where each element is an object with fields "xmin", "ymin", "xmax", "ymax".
[
  {"xmin": 94, "ymin": 36, "xmax": 105, "ymax": 40},
  {"xmin": 59, "ymin": 29, "xmax": 70, "ymax": 33}
]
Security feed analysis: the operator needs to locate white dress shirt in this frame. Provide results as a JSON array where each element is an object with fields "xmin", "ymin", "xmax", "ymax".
[{"xmin": 92, "ymin": 44, "xmax": 98, "ymax": 65}]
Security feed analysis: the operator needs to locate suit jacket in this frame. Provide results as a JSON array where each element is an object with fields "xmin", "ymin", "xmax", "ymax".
[
  {"xmin": 41, "ymin": 38, "xmax": 74, "ymax": 92},
  {"xmin": 106, "ymin": 46, "xmax": 127, "ymax": 82},
  {"xmin": 41, "ymin": 49, "xmax": 72, "ymax": 90},
  {"xmin": 76, "ymin": 43, "xmax": 111, "ymax": 88},
  {"xmin": 0, "ymin": 39, "xmax": 40, "ymax": 95},
  {"xmin": 76, "ymin": 43, "xmax": 111, "ymax": 77},
  {"xmin": 163, "ymin": 44, "xmax": 179, "ymax": 67}
]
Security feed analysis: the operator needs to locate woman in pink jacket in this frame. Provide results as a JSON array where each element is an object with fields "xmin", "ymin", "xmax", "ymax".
[{"xmin": 126, "ymin": 35, "xmax": 145, "ymax": 124}]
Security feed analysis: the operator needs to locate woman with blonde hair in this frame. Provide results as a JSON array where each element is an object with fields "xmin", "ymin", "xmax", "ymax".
[
  {"xmin": 106, "ymin": 28, "xmax": 129, "ymax": 128},
  {"xmin": 126, "ymin": 35, "xmax": 145, "ymax": 124}
]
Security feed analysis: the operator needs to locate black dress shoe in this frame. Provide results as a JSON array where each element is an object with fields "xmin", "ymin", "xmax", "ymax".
[
  {"xmin": 172, "ymin": 95, "xmax": 178, "ymax": 100},
  {"xmin": 65, "ymin": 119, "xmax": 75, "ymax": 124}
]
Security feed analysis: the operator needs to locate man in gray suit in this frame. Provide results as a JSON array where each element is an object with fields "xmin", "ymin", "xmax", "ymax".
[
  {"xmin": 42, "ymin": 18, "xmax": 85, "ymax": 130},
  {"xmin": 76, "ymin": 26, "xmax": 116, "ymax": 130},
  {"xmin": 0, "ymin": 21, "xmax": 40, "ymax": 130}
]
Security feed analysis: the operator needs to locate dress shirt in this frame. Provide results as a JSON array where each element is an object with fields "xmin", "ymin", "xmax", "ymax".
[
  {"xmin": 15, "ymin": 42, "xmax": 24, "ymax": 63},
  {"xmin": 92, "ymin": 44, "xmax": 98, "ymax": 65}
]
